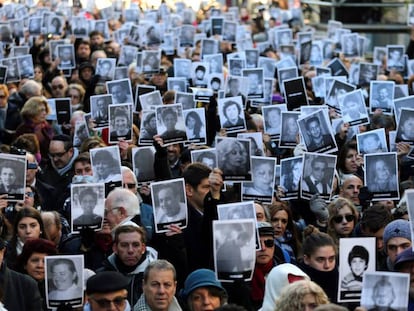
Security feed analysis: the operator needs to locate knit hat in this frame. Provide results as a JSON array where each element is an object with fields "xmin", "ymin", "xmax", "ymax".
[
  {"xmin": 383, "ymin": 219, "xmax": 411, "ymax": 247},
  {"xmin": 181, "ymin": 269, "xmax": 226, "ymax": 299},
  {"xmin": 394, "ymin": 247, "xmax": 414, "ymax": 271}
]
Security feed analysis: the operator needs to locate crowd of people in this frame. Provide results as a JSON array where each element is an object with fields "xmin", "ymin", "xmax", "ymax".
[{"xmin": 0, "ymin": 0, "xmax": 413, "ymax": 311}]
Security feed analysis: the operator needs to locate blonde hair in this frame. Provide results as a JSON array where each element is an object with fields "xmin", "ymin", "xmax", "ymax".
[
  {"xmin": 275, "ymin": 280, "xmax": 329, "ymax": 311},
  {"xmin": 327, "ymin": 197, "xmax": 358, "ymax": 244},
  {"xmin": 21, "ymin": 96, "xmax": 50, "ymax": 121}
]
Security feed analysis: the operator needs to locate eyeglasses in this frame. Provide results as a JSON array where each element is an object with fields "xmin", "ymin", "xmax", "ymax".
[
  {"xmin": 52, "ymin": 84, "xmax": 64, "ymax": 90},
  {"xmin": 123, "ymin": 183, "xmax": 136, "ymax": 189},
  {"xmin": 48, "ymin": 150, "xmax": 68, "ymax": 158},
  {"xmin": 333, "ymin": 214, "xmax": 356, "ymax": 224},
  {"xmin": 25, "ymin": 191, "xmax": 35, "ymax": 198},
  {"xmin": 89, "ymin": 296, "xmax": 127, "ymax": 308},
  {"xmin": 261, "ymin": 239, "xmax": 275, "ymax": 248}
]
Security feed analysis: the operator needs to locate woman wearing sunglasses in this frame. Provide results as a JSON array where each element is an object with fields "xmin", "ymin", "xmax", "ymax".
[
  {"xmin": 298, "ymin": 225, "xmax": 339, "ymax": 303},
  {"xmin": 327, "ymin": 198, "xmax": 358, "ymax": 246}
]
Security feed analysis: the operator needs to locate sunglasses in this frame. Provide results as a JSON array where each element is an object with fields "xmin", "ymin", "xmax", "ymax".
[
  {"xmin": 27, "ymin": 162, "xmax": 38, "ymax": 169},
  {"xmin": 123, "ymin": 183, "xmax": 137, "ymax": 189},
  {"xmin": 52, "ymin": 84, "xmax": 64, "ymax": 90},
  {"xmin": 48, "ymin": 150, "xmax": 67, "ymax": 158},
  {"xmin": 25, "ymin": 192, "xmax": 35, "ymax": 198},
  {"xmin": 89, "ymin": 296, "xmax": 127, "ymax": 308},
  {"xmin": 261, "ymin": 239, "xmax": 275, "ymax": 248},
  {"xmin": 333, "ymin": 214, "xmax": 356, "ymax": 224}
]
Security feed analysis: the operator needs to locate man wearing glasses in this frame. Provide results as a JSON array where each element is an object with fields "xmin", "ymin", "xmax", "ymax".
[{"xmin": 85, "ymin": 271, "xmax": 131, "ymax": 311}]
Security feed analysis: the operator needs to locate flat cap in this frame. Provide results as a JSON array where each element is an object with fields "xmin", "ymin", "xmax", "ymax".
[{"xmin": 86, "ymin": 271, "xmax": 129, "ymax": 295}]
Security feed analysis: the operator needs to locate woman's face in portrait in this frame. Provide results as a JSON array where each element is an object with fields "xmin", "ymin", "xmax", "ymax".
[
  {"xmin": 163, "ymin": 112, "xmax": 177, "ymax": 131},
  {"xmin": 17, "ymin": 216, "xmax": 41, "ymax": 243},
  {"xmin": 80, "ymin": 193, "xmax": 96, "ymax": 215},
  {"xmin": 225, "ymin": 104, "xmax": 239, "ymax": 121},
  {"xmin": 186, "ymin": 115, "xmax": 196, "ymax": 129},
  {"xmin": 268, "ymin": 109, "xmax": 280, "ymax": 128},
  {"xmin": 227, "ymin": 144, "xmax": 246, "ymax": 169},
  {"xmin": 253, "ymin": 162, "xmax": 273, "ymax": 191},
  {"xmin": 350, "ymin": 257, "xmax": 367, "ymax": 276},
  {"xmin": 95, "ymin": 160, "xmax": 110, "ymax": 178},
  {"xmin": 271, "ymin": 209, "xmax": 288, "ymax": 238},
  {"xmin": 286, "ymin": 117, "xmax": 298, "ymax": 133},
  {"xmin": 1, "ymin": 167, "xmax": 16, "ymax": 188},
  {"xmin": 52, "ymin": 263, "xmax": 76, "ymax": 290},
  {"xmin": 114, "ymin": 116, "xmax": 128, "ymax": 132},
  {"xmin": 375, "ymin": 160, "xmax": 390, "ymax": 181}
]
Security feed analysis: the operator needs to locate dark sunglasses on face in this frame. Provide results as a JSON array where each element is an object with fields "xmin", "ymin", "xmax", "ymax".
[
  {"xmin": 89, "ymin": 296, "xmax": 127, "ymax": 308},
  {"xmin": 333, "ymin": 214, "xmax": 356, "ymax": 224},
  {"xmin": 123, "ymin": 183, "xmax": 136, "ymax": 189},
  {"xmin": 261, "ymin": 239, "xmax": 275, "ymax": 248}
]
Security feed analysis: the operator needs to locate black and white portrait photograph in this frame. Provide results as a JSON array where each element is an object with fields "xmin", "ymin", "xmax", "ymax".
[
  {"xmin": 338, "ymin": 237, "xmax": 376, "ymax": 302},
  {"xmin": 90, "ymin": 146, "xmax": 122, "ymax": 185},
  {"xmin": 174, "ymin": 58, "xmax": 192, "ymax": 79},
  {"xmin": 242, "ymin": 156, "xmax": 276, "ymax": 203},
  {"xmin": 161, "ymin": 33, "xmax": 175, "ymax": 55},
  {"xmin": 394, "ymin": 95, "xmax": 414, "ymax": 124},
  {"xmin": 218, "ymin": 96, "xmax": 246, "ymax": 133},
  {"xmin": 338, "ymin": 89, "xmax": 369, "ymax": 126},
  {"xmin": 326, "ymin": 57, "xmax": 349, "ymax": 77},
  {"xmin": 45, "ymin": 255, "xmax": 84, "ymax": 308},
  {"xmin": 191, "ymin": 148, "xmax": 217, "ymax": 169},
  {"xmin": 109, "ymin": 104, "xmax": 133, "ymax": 143},
  {"xmin": 124, "ymin": 8, "xmax": 140, "ymax": 23},
  {"xmin": 71, "ymin": 16, "xmax": 89, "ymax": 37},
  {"xmin": 361, "ymin": 272, "xmax": 409, "ymax": 311},
  {"xmin": 208, "ymin": 74, "xmax": 224, "ymax": 93},
  {"xmin": 192, "ymin": 62, "xmax": 209, "ymax": 88},
  {"xmin": 228, "ymin": 57, "xmax": 245, "ymax": 76},
  {"xmin": 118, "ymin": 45, "xmax": 138, "ymax": 67},
  {"xmin": 201, "ymin": 39, "xmax": 218, "ymax": 58},
  {"xmin": 90, "ymin": 94, "xmax": 112, "ymax": 128},
  {"xmin": 217, "ymin": 201, "xmax": 256, "ymax": 222},
  {"xmin": 298, "ymin": 110, "xmax": 337, "ymax": 153},
  {"xmin": 114, "ymin": 66, "xmax": 128, "ymax": 80},
  {"xmin": 167, "ymin": 77, "xmax": 187, "ymax": 93},
  {"xmin": 57, "ymin": 45, "xmax": 76, "ymax": 70},
  {"xmin": 279, "ymin": 156, "xmax": 303, "ymax": 200},
  {"xmin": 9, "ymin": 19, "xmax": 24, "ymax": 38},
  {"xmin": 11, "ymin": 46, "xmax": 30, "ymax": 57},
  {"xmin": 311, "ymin": 75, "xmax": 326, "ymax": 98},
  {"xmin": 258, "ymin": 57, "xmax": 276, "ymax": 79},
  {"xmin": 128, "ymin": 24, "xmax": 141, "ymax": 45},
  {"xmin": 396, "ymin": 108, "xmax": 414, "ymax": 145},
  {"xmin": 309, "ymin": 42, "xmax": 323, "ymax": 66},
  {"xmin": 203, "ymin": 53, "xmax": 223, "ymax": 74},
  {"xmin": 358, "ymin": 63, "xmax": 378, "ymax": 87},
  {"xmin": 135, "ymin": 84, "xmax": 156, "ymax": 111},
  {"xmin": 387, "ymin": 45, "xmax": 405, "ymax": 71},
  {"xmin": 279, "ymin": 111, "xmax": 300, "ymax": 148},
  {"xmin": 151, "ymin": 178, "xmax": 187, "ymax": 233},
  {"xmin": 342, "ymin": 33, "xmax": 359, "ymax": 58},
  {"xmin": 242, "ymin": 68, "xmax": 264, "ymax": 100},
  {"xmin": 47, "ymin": 16, "xmax": 63, "ymax": 35},
  {"xmin": 300, "ymin": 153, "xmax": 337, "ymax": 201},
  {"xmin": 216, "ymin": 137, "xmax": 251, "ymax": 181},
  {"xmin": 222, "ymin": 20, "xmax": 237, "ymax": 42},
  {"xmin": 175, "ymin": 91, "xmax": 195, "ymax": 110},
  {"xmin": 139, "ymin": 111, "xmax": 157, "ymax": 145},
  {"xmin": 142, "ymin": 49, "xmax": 161, "ymax": 74},
  {"xmin": 210, "ymin": 17, "xmax": 224, "ymax": 36},
  {"xmin": 93, "ymin": 19, "xmax": 109, "ymax": 39},
  {"xmin": 357, "ymin": 129, "xmax": 388, "ymax": 155},
  {"xmin": 49, "ymin": 39, "xmax": 66, "ymax": 62},
  {"xmin": 213, "ymin": 219, "xmax": 255, "ymax": 282},
  {"xmin": 262, "ymin": 105, "xmax": 284, "ymax": 140},
  {"xmin": 275, "ymin": 28, "xmax": 293, "ymax": 48},
  {"xmin": 0, "ymin": 65, "xmax": 6, "ymax": 84},
  {"xmin": 73, "ymin": 119, "xmax": 89, "ymax": 148},
  {"xmin": 364, "ymin": 152, "xmax": 400, "ymax": 201},
  {"xmin": 326, "ymin": 79, "xmax": 355, "ymax": 111},
  {"xmin": 183, "ymin": 108, "xmax": 206, "ymax": 145},
  {"xmin": 139, "ymin": 90, "xmax": 163, "ymax": 111},
  {"xmin": 156, "ymin": 103, "xmax": 187, "ymax": 145},
  {"xmin": 2, "ymin": 57, "xmax": 20, "ymax": 83},
  {"xmin": 28, "ymin": 16, "xmax": 42, "ymax": 35},
  {"xmin": 370, "ymin": 81, "xmax": 394, "ymax": 113},
  {"xmin": 224, "ymin": 76, "xmax": 248, "ymax": 105},
  {"xmin": 132, "ymin": 146, "xmax": 156, "ymax": 185},
  {"xmin": 145, "ymin": 24, "xmax": 162, "ymax": 46},
  {"xmin": 373, "ymin": 46, "xmax": 387, "ymax": 66},
  {"xmin": 237, "ymin": 132, "xmax": 265, "ymax": 157},
  {"xmin": 408, "ymin": 4, "xmax": 414, "ymax": 26},
  {"xmin": 96, "ymin": 58, "xmax": 116, "ymax": 81},
  {"xmin": 71, "ymin": 183, "xmax": 104, "ymax": 232},
  {"xmin": 283, "ymin": 76, "xmax": 310, "ymax": 111},
  {"xmin": 179, "ymin": 24, "xmax": 195, "ymax": 47},
  {"xmin": 106, "ymin": 79, "xmax": 133, "ymax": 105},
  {"xmin": 17, "ymin": 54, "xmax": 34, "ymax": 79},
  {"xmin": 298, "ymin": 39, "xmax": 312, "ymax": 65},
  {"xmin": 244, "ymin": 49, "xmax": 259, "ymax": 68},
  {"xmin": 0, "ymin": 153, "xmax": 26, "ymax": 201}
]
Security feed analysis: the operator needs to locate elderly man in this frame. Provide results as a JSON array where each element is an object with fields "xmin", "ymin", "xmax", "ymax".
[
  {"xmin": 51, "ymin": 75, "xmax": 68, "ymax": 98},
  {"xmin": 84, "ymin": 271, "xmax": 130, "ymax": 311},
  {"xmin": 7, "ymin": 79, "xmax": 42, "ymax": 110},
  {"xmin": 133, "ymin": 260, "xmax": 181, "ymax": 311},
  {"xmin": 104, "ymin": 187, "xmax": 141, "ymax": 233},
  {"xmin": 100, "ymin": 225, "xmax": 157, "ymax": 306}
]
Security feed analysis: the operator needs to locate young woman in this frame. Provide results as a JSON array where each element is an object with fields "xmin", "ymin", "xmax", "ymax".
[{"xmin": 327, "ymin": 198, "xmax": 359, "ymax": 246}]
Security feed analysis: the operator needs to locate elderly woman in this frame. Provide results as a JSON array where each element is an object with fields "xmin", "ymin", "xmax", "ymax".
[
  {"xmin": 15, "ymin": 96, "xmax": 53, "ymax": 159},
  {"xmin": 275, "ymin": 280, "xmax": 329, "ymax": 311},
  {"xmin": 180, "ymin": 269, "xmax": 227, "ymax": 311}
]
